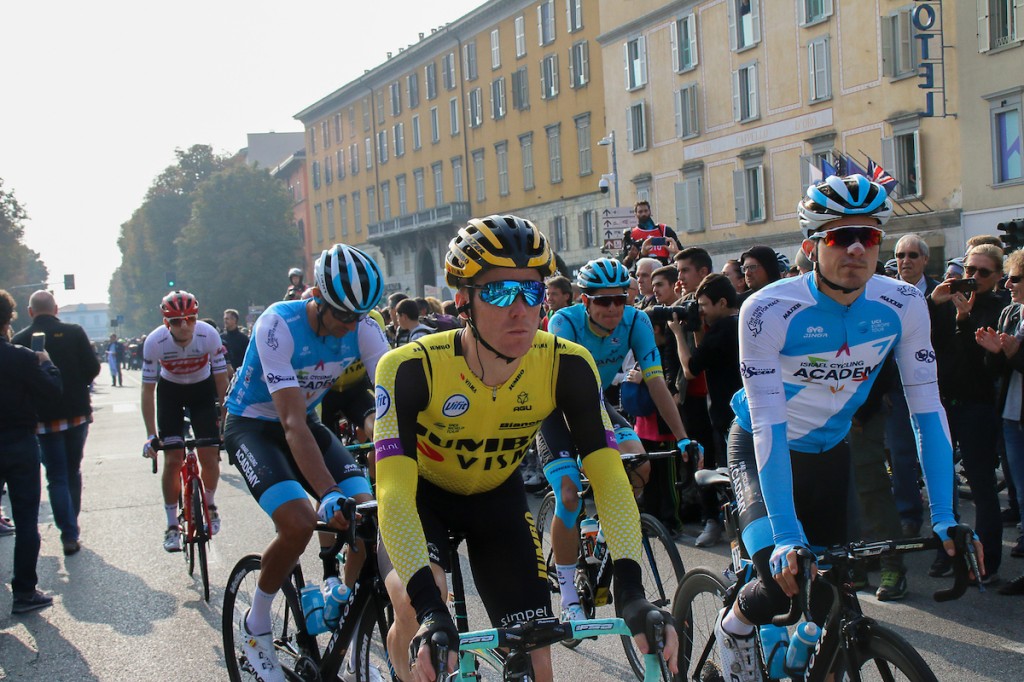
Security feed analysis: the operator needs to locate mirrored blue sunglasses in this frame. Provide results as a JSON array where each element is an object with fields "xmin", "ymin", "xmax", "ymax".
[{"xmin": 470, "ymin": 280, "xmax": 547, "ymax": 307}]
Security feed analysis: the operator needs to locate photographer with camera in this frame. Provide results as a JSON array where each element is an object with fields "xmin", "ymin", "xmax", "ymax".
[
  {"xmin": 669, "ymin": 274, "xmax": 741, "ymax": 547},
  {"xmin": 619, "ymin": 201, "xmax": 682, "ymax": 267}
]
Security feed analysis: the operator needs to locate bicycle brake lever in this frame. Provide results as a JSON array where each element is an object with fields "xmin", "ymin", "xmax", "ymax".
[{"xmin": 343, "ymin": 497, "xmax": 359, "ymax": 554}]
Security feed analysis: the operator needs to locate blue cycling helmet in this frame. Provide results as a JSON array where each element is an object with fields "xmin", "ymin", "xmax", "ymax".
[
  {"xmin": 313, "ymin": 244, "xmax": 384, "ymax": 314},
  {"xmin": 798, "ymin": 174, "xmax": 893, "ymax": 239},
  {"xmin": 577, "ymin": 258, "xmax": 630, "ymax": 290}
]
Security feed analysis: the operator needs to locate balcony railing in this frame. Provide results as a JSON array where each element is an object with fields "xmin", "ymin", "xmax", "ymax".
[{"xmin": 367, "ymin": 202, "xmax": 471, "ymax": 239}]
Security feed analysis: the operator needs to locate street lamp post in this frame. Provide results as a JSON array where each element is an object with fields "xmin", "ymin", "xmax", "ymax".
[{"xmin": 598, "ymin": 131, "xmax": 619, "ymax": 207}]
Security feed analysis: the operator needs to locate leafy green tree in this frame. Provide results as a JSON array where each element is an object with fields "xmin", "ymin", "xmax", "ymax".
[
  {"xmin": 175, "ymin": 163, "xmax": 300, "ymax": 320},
  {"xmin": 0, "ymin": 178, "xmax": 49, "ymax": 330},
  {"xmin": 109, "ymin": 145, "xmax": 230, "ymax": 333}
]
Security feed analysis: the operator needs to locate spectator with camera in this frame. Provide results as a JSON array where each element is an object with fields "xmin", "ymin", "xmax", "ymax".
[
  {"xmin": 975, "ymin": 247, "xmax": 1024, "ymax": 594},
  {"xmin": 929, "ymin": 242, "xmax": 1006, "ymax": 584},
  {"xmin": 619, "ymin": 201, "xmax": 682, "ymax": 267},
  {"xmin": 670, "ymin": 274, "xmax": 742, "ymax": 547}
]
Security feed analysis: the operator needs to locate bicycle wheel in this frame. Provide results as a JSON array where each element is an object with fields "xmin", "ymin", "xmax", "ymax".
[
  {"xmin": 191, "ymin": 476, "xmax": 210, "ymax": 602},
  {"xmin": 223, "ymin": 555, "xmax": 318, "ymax": 681},
  {"xmin": 347, "ymin": 593, "xmax": 393, "ymax": 682},
  {"xmin": 834, "ymin": 624, "xmax": 938, "ymax": 682},
  {"xmin": 671, "ymin": 567, "xmax": 730, "ymax": 682},
  {"xmin": 622, "ymin": 514, "xmax": 687, "ymax": 679},
  {"xmin": 181, "ymin": 485, "xmax": 195, "ymax": 576}
]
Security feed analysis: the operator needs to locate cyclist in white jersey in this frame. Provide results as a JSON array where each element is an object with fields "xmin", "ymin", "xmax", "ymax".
[
  {"xmin": 141, "ymin": 291, "xmax": 228, "ymax": 552},
  {"xmin": 223, "ymin": 244, "xmax": 387, "ymax": 682},
  {"xmin": 715, "ymin": 175, "xmax": 982, "ymax": 681}
]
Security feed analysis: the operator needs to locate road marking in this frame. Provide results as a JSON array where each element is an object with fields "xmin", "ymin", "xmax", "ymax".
[{"xmin": 1003, "ymin": 643, "xmax": 1024, "ymax": 656}]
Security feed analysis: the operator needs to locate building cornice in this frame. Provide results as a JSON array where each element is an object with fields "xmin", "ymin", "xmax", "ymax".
[
  {"xmin": 596, "ymin": 0, "xmax": 697, "ymax": 45},
  {"xmin": 294, "ymin": 0, "xmax": 536, "ymax": 123}
]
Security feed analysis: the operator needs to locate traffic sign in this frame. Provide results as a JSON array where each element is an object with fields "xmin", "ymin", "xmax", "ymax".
[{"xmin": 601, "ymin": 207, "xmax": 634, "ymax": 252}]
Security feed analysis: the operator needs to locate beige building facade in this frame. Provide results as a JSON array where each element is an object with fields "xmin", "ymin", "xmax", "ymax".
[
  {"xmin": 295, "ymin": 0, "xmax": 613, "ymax": 297},
  {"xmin": 597, "ymin": 0, "xmax": 964, "ymax": 271},
  {"xmin": 956, "ymin": 0, "xmax": 1024, "ymax": 242}
]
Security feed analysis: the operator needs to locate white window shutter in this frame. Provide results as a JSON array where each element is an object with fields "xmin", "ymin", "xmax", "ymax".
[
  {"xmin": 689, "ymin": 17, "xmax": 699, "ymax": 67},
  {"xmin": 638, "ymin": 36, "xmax": 648, "ymax": 85},
  {"xmin": 881, "ymin": 16, "xmax": 894, "ymax": 76},
  {"xmin": 625, "ymin": 106, "xmax": 634, "ymax": 151},
  {"xmin": 807, "ymin": 43, "xmax": 816, "ymax": 100},
  {"xmin": 623, "ymin": 43, "xmax": 630, "ymax": 89},
  {"xmin": 552, "ymin": 54, "xmax": 559, "ymax": 94},
  {"xmin": 799, "ymin": 0, "xmax": 807, "ymax": 25},
  {"xmin": 688, "ymin": 85, "xmax": 699, "ymax": 134},
  {"xmin": 670, "ymin": 21, "xmax": 680, "ymax": 73},
  {"xmin": 823, "ymin": 0, "xmax": 834, "ymax": 19},
  {"xmin": 674, "ymin": 90, "xmax": 683, "ymax": 138},
  {"xmin": 728, "ymin": 0, "xmax": 737, "ymax": 51},
  {"xmin": 565, "ymin": 0, "xmax": 571, "ymax": 29},
  {"xmin": 733, "ymin": 169, "xmax": 747, "ymax": 223},
  {"xmin": 751, "ymin": 0, "xmax": 761, "ymax": 44},
  {"xmin": 685, "ymin": 177, "xmax": 704, "ymax": 232},
  {"xmin": 581, "ymin": 42, "xmax": 588, "ymax": 84},
  {"xmin": 732, "ymin": 70, "xmax": 741, "ymax": 121},
  {"xmin": 540, "ymin": 59, "xmax": 547, "ymax": 99},
  {"xmin": 978, "ymin": 0, "xmax": 990, "ymax": 52},
  {"xmin": 749, "ymin": 64, "xmax": 759, "ymax": 119},
  {"xmin": 674, "ymin": 181, "xmax": 689, "ymax": 231},
  {"xmin": 912, "ymin": 130, "xmax": 923, "ymax": 196},
  {"xmin": 755, "ymin": 166, "xmax": 766, "ymax": 218},
  {"xmin": 1016, "ymin": 0, "xmax": 1024, "ymax": 41},
  {"xmin": 800, "ymin": 154, "xmax": 811, "ymax": 189},
  {"xmin": 881, "ymin": 137, "xmax": 896, "ymax": 192},
  {"xmin": 568, "ymin": 46, "xmax": 576, "ymax": 87},
  {"xmin": 538, "ymin": 5, "xmax": 544, "ymax": 45}
]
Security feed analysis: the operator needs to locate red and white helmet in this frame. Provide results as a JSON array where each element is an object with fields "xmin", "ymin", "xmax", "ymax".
[{"xmin": 160, "ymin": 290, "xmax": 199, "ymax": 318}]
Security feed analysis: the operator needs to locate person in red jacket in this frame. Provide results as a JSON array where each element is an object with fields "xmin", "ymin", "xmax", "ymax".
[{"xmin": 620, "ymin": 201, "xmax": 682, "ymax": 267}]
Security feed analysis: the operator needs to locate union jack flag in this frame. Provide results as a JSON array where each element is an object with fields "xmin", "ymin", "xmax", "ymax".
[{"xmin": 867, "ymin": 158, "xmax": 899, "ymax": 194}]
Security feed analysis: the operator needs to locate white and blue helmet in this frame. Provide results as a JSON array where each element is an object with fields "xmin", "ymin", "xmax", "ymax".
[
  {"xmin": 313, "ymin": 244, "xmax": 384, "ymax": 314},
  {"xmin": 576, "ymin": 257, "xmax": 631, "ymax": 290},
  {"xmin": 798, "ymin": 174, "xmax": 893, "ymax": 239}
]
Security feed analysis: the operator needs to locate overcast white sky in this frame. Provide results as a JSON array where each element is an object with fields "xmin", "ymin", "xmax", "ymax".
[{"xmin": 1, "ymin": 0, "xmax": 481, "ymax": 304}]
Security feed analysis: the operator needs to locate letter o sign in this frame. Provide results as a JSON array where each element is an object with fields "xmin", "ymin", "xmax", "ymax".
[{"xmin": 912, "ymin": 3, "xmax": 936, "ymax": 32}]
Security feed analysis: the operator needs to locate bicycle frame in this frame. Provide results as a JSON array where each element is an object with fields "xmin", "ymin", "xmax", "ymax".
[{"xmin": 179, "ymin": 448, "xmax": 208, "ymax": 545}]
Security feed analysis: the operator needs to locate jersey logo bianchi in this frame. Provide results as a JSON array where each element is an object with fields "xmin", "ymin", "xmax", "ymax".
[
  {"xmin": 375, "ymin": 386, "xmax": 391, "ymax": 418},
  {"xmin": 442, "ymin": 393, "xmax": 470, "ymax": 417}
]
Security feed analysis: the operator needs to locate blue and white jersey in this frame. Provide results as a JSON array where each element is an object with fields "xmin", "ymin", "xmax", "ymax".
[
  {"xmin": 226, "ymin": 300, "xmax": 389, "ymax": 420},
  {"xmin": 547, "ymin": 304, "xmax": 663, "ymax": 389},
  {"xmin": 732, "ymin": 273, "xmax": 954, "ymax": 548}
]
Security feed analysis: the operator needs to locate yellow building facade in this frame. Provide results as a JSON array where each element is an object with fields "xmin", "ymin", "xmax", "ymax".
[
  {"xmin": 296, "ymin": 0, "xmax": 612, "ymax": 296},
  {"xmin": 597, "ymin": 0, "xmax": 964, "ymax": 269}
]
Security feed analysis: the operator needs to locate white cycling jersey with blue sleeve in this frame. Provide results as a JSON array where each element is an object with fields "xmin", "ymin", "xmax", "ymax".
[
  {"xmin": 225, "ymin": 300, "xmax": 389, "ymax": 420},
  {"xmin": 730, "ymin": 272, "xmax": 955, "ymax": 549}
]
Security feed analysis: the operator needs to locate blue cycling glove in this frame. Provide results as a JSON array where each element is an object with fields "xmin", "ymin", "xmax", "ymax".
[
  {"xmin": 318, "ymin": 489, "xmax": 346, "ymax": 524},
  {"xmin": 769, "ymin": 543, "xmax": 808, "ymax": 578},
  {"xmin": 677, "ymin": 438, "xmax": 704, "ymax": 462}
]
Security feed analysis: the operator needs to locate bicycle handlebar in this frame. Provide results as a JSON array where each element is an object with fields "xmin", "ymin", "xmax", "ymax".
[
  {"xmin": 147, "ymin": 437, "xmax": 223, "ymax": 474},
  {"xmin": 772, "ymin": 524, "xmax": 975, "ymax": 625},
  {"xmin": 314, "ymin": 499, "xmax": 377, "ymax": 560}
]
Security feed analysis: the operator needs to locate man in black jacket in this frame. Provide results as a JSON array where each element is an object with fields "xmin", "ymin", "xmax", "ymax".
[
  {"xmin": 12, "ymin": 291, "xmax": 100, "ymax": 556},
  {"xmin": 671, "ymin": 274, "xmax": 742, "ymax": 547},
  {"xmin": 1, "ymin": 289, "xmax": 62, "ymax": 613}
]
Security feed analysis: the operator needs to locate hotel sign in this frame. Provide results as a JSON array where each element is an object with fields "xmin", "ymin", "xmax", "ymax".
[{"xmin": 913, "ymin": 0, "xmax": 953, "ymax": 118}]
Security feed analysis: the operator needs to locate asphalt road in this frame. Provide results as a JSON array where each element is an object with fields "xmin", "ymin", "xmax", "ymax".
[{"xmin": 0, "ymin": 370, "xmax": 1022, "ymax": 680}]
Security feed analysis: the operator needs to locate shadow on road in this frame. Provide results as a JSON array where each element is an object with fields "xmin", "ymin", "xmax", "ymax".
[{"xmin": 0, "ymin": 617, "xmax": 100, "ymax": 681}]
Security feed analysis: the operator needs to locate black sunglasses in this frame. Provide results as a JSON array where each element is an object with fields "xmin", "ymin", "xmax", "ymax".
[
  {"xmin": 1009, "ymin": 274, "xmax": 1023, "ymax": 284},
  {"xmin": 965, "ymin": 265, "xmax": 997, "ymax": 278},
  {"xmin": 324, "ymin": 305, "xmax": 365, "ymax": 324},
  {"xmin": 586, "ymin": 294, "xmax": 629, "ymax": 308}
]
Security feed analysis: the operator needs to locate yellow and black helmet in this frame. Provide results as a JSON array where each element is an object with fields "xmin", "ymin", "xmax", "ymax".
[{"xmin": 445, "ymin": 214, "xmax": 556, "ymax": 287}]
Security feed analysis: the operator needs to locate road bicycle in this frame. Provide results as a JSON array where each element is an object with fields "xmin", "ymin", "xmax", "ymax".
[
  {"xmin": 222, "ymin": 499, "xmax": 393, "ymax": 681},
  {"xmin": 152, "ymin": 434, "xmax": 221, "ymax": 602},
  {"xmin": 534, "ymin": 450, "xmax": 685, "ymax": 680},
  {"xmin": 430, "ymin": 527, "xmax": 675, "ymax": 681},
  {"xmin": 674, "ymin": 467, "xmax": 977, "ymax": 681}
]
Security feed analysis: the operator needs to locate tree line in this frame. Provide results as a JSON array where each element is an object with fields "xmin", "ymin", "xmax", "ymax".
[
  {"xmin": 109, "ymin": 144, "xmax": 302, "ymax": 335},
  {"xmin": 0, "ymin": 178, "xmax": 49, "ymax": 329}
]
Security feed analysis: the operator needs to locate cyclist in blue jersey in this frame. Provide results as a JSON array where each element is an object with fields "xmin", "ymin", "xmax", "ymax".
[
  {"xmin": 716, "ymin": 174, "xmax": 982, "ymax": 681},
  {"xmin": 223, "ymin": 244, "xmax": 388, "ymax": 682},
  {"xmin": 540, "ymin": 257, "xmax": 702, "ymax": 621}
]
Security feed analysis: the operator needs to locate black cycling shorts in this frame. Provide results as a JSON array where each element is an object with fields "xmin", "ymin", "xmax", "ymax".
[
  {"xmin": 376, "ymin": 472, "xmax": 553, "ymax": 628},
  {"xmin": 727, "ymin": 422, "xmax": 850, "ymax": 625},
  {"xmin": 156, "ymin": 376, "xmax": 219, "ymax": 446},
  {"xmin": 223, "ymin": 413, "xmax": 372, "ymax": 517},
  {"xmin": 535, "ymin": 397, "xmax": 636, "ymax": 467}
]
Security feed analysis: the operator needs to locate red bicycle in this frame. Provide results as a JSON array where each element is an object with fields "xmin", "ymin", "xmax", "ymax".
[{"xmin": 151, "ymin": 435, "xmax": 221, "ymax": 602}]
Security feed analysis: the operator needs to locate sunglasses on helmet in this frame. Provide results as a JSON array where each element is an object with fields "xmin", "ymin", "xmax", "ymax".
[
  {"xmin": 167, "ymin": 315, "xmax": 198, "ymax": 327},
  {"xmin": 469, "ymin": 280, "xmax": 547, "ymax": 307},
  {"xmin": 809, "ymin": 225, "xmax": 885, "ymax": 249}
]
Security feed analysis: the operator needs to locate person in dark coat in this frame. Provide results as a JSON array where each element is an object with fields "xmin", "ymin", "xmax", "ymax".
[
  {"xmin": 0, "ymin": 289, "xmax": 62, "ymax": 614},
  {"xmin": 12, "ymin": 290, "xmax": 100, "ymax": 556}
]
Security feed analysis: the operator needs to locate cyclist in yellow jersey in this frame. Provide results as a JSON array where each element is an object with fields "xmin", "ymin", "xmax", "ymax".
[
  {"xmin": 321, "ymin": 308, "xmax": 386, "ymax": 452},
  {"xmin": 374, "ymin": 214, "xmax": 678, "ymax": 682}
]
